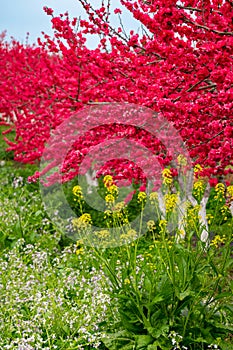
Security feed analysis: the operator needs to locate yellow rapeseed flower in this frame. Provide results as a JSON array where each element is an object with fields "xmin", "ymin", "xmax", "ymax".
[
  {"xmin": 105, "ymin": 194, "xmax": 115, "ymax": 204},
  {"xmin": 104, "ymin": 210, "xmax": 112, "ymax": 218},
  {"xmin": 72, "ymin": 185, "xmax": 83, "ymax": 199},
  {"xmin": 149, "ymin": 192, "xmax": 158, "ymax": 205},
  {"xmin": 76, "ymin": 247, "xmax": 84, "ymax": 255},
  {"xmin": 95, "ymin": 230, "xmax": 110, "ymax": 239},
  {"xmin": 137, "ymin": 191, "xmax": 147, "ymax": 203},
  {"xmin": 220, "ymin": 205, "xmax": 229, "ymax": 221},
  {"xmin": 159, "ymin": 219, "xmax": 167, "ymax": 232},
  {"xmin": 147, "ymin": 262, "xmax": 157, "ymax": 270},
  {"xmin": 177, "ymin": 154, "xmax": 187, "ymax": 166},
  {"xmin": 124, "ymin": 278, "xmax": 131, "ymax": 285},
  {"xmin": 177, "ymin": 229, "xmax": 185, "ymax": 239},
  {"xmin": 210, "ymin": 234, "xmax": 226, "ymax": 248},
  {"xmin": 227, "ymin": 185, "xmax": 233, "ymax": 199},
  {"xmin": 103, "ymin": 175, "xmax": 114, "ymax": 188},
  {"xmin": 147, "ymin": 220, "xmax": 156, "ymax": 231},
  {"xmin": 76, "ymin": 239, "xmax": 84, "ymax": 255},
  {"xmin": 72, "ymin": 213, "xmax": 92, "ymax": 229},
  {"xmin": 206, "ymin": 213, "xmax": 214, "ymax": 225},
  {"xmin": 215, "ymin": 183, "xmax": 225, "ymax": 194},
  {"xmin": 162, "ymin": 168, "xmax": 173, "ymax": 185},
  {"xmin": 76, "ymin": 239, "xmax": 84, "ymax": 246},
  {"xmin": 193, "ymin": 180, "xmax": 205, "ymax": 198},
  {"xmin": 165, "ymin": 193, "xmax": 178, "ymax": 213},
  {"xmin": 194, "ymin": 164, "xmax": 203, "ymax": 173},
  {"xmin": 126, "ymin": 229, "xmax": 137, "ymax": 238},
  {"xmin": 186, "ymin": 204, "xmax": 200, "ymax": 225},
  {"xmin": 214, "ymin": 183, "xmax": 225, "ymax": 201},
  {"xmin": 113, "ymin": 201, "xmax": 125, "ymax": 211},
  {"xmin": 120, "ymin": 229, "xmax": 137, "ymax": 242},
  {"xmin": 107, "ymin": 184, "xmax": 119, "ymax": 196}
]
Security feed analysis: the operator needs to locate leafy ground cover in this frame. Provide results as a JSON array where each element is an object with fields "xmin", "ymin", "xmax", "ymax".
[{"xmin": 0, "ymin": 135, "xmax": 232, "ymax": 349}]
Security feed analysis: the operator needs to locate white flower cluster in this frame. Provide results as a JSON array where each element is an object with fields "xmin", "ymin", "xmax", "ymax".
[{"xmin": 0, "ymin": 240, "xmax": 115, "ymax": 349}]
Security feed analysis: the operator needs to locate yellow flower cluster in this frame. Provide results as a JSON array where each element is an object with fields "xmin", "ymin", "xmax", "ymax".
[
  {"xmin": 72, "ymin": 185, "xmax": 83, "ymax": 199},
  {"xmin": 210, "ymin": 234, "xmax": 226, "ymax": 248},
  {"xmin": 107, "ymin": 184, "xmax": 119, "ymax": 196},
  {"xmin": 159, "ymin": 219, "xmax": 167, "ymax": 232},
  {"xmin": 177, "ymin": 229, "xmax": 185, "ymax": 239},
  {"xmin": 76, "ymin": 247, "xmax": 84, "ymax": 255},
  {"xmin": 127, "ymin": 229, "xmax": 137, "ymax": 237},
  {"xmin": 147, "ymin": 220, "xmax": 156, "ymax": 231},
  {"xmin": 149, "ymin": 192, "xmax": 158, "ymax": 205},
  {"xmin": 103, "ymin": 208, "xmax": 129, "ymax": 226},
  {"xmin": 124, "ymin": 278, "xmax": 131, "ymax": 285},
  {"xmin": 220, "ymin": 205, "xmax": 229, "ymax": 221},
  {"xmin": 113, "ymin": 201, "xmax": 128, "ymax": 222},
  {"xmin": 103, "ymin": 175, "xmax": 114, "ymax": 188},
  {"xmin": 113, "ymin": 201, "xmax": 125, "ymax": 211},
  {"xmin": 162, "ymin": 168, "xmax": 173, "ymax": 185},
  {"xmin": 75, "ymin": 239, "xmax": 84, "ymax": 255},
  {"xmin": 193, "ymin": 180, "xmax": 205, "ymax": 198},
  {"xmin": 214, "ymin": 183, "xmax": 225, "ymax": 201},
  {"xmin": 104, "ymin": 209, "xmax": 112, "ymax": 218},
  {"xmin": 186, "ymin": 204, "xmax": 200, "ymax": 225},
  {"xmin": 95, "ymin": 230, "xmax": 110, "ymax": 239},
  {"xmin": 194, "ymin": 164, "xmax": 203, "ymax": 173},
  {"xmin": 105, "ymin": 194, "xmax": 115, "ymax": 204},
  {"xmin": 137, "ymin": 191, "xmax": 147, "ymax": 203},
  {"xmin": 103, "ymin": 175, "xmax": 119, "ymax": 207},
  {"xmin": 177, "ymin": 154, "xmax": 187, "ymax": 166},
  {"xmin": 72, "ymin": 213, "xmax": 92, "ymax": 229},
  {"xmin": 165, "ymin": 193, "xmax": 178, "ymax": 213},
  {"xmin": 227, "ymin": 185, "xmax": 233, "ymax": 199},
  {"xmin": 120, "ymin": 229, "xmax": 137, "ymax": 242},
  {"xmin": 147, "ymin": 262, "xmax": 157, "ymax": 271},
  {"xmin": 206, "ymin": 213, "xmax": 214, "ymax": 225}
]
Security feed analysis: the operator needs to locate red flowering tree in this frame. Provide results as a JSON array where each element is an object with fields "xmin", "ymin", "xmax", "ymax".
[{"xmin": 0, "ymin": 0, "xmax": 233, "ymax": 239}]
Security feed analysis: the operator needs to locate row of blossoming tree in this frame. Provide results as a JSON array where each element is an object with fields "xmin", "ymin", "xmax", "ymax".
[{"xmin": 0, "ymin": 0, "xmax": 233, "ymax": 241}]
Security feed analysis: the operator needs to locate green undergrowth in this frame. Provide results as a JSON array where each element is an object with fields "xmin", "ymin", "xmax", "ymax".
[{"xmin": 0, "ymin": 156, "xmax": 232, "ymax": 349}]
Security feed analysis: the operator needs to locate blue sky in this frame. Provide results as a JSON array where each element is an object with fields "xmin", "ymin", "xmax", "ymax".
[{"xmin": 0, "ymin": 0, "xmax": 140, "ymax": 46}]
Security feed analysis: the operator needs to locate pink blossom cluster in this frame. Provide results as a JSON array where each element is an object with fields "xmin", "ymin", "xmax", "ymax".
[{"xmin": 0, "ymin": 0, "xmax": 232, "ymax": 186}]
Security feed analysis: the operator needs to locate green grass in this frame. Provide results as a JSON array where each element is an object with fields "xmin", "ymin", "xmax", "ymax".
[{"xmin": 0, "ymin": 125, "xmax": 15, "ymax": 161}]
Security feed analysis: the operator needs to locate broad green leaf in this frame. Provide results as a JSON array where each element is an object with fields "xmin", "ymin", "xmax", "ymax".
[
  {"xmin": 135, "ymin": 334, "xmax": 154, "ymax": 349},
  {"xmin": 102, "ymin": 331, "xmax": 133, "ymax": 350},
  {"xmin": 150, "ymin": 294, "xmax": 164, "ymax": 306},
  {"xmin": 147, "ymin": 345, "xmax": 158, "ymax": 350},
  {"xmin": 175, "ymin": 288, "xmax": 194, "ymax": 300},
  {"xmin": 147, "ymin": 324, "xmax": 169, "ymax": 339}
]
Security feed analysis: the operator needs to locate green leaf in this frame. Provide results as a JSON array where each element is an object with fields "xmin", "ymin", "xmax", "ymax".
[
  {"xmin": 221, "ymin": 304, "xmax": 233, "ymax": 314},
  {"xmin": 147, "ymin": 324, "xmax": 169, "ymax": 339},
  {"xmin": 102, "ymin": 331, "xmax": 134, "ymax": 350},
  {"xmin": 213, "ymin": 292, "xmax": 232, "ymax": 300},
  {"xmin": 211, "ymin": 323, "xmax": 233, "ymax": 332},
  {"xmin": 147, "ymin": 345, "xmax": 158, "ymax": 350},
  {"xmin": 150, "ymin": 295, "xmax": 164, "ymax": 306},
  {"xmin": 135, "ymin": 335, "xmax": 154, "ymax": 349},
  {"xmin": 148, "ymin": 339, "xmax": 171, "ymax": 350},
  {"xmin": 144, "ymin": 276, "xmax": 152, "ymax": 292},
  {"xmin": 62, "ymin": 324, "xmax": 69, "ymax": 334},
  {"xmin": 35, "ymin": 210, "xmax": 43, "ymax": 217},
  {"xmin": 175, "ymin": 288, "xmax": 194, "ymax": 300}
]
